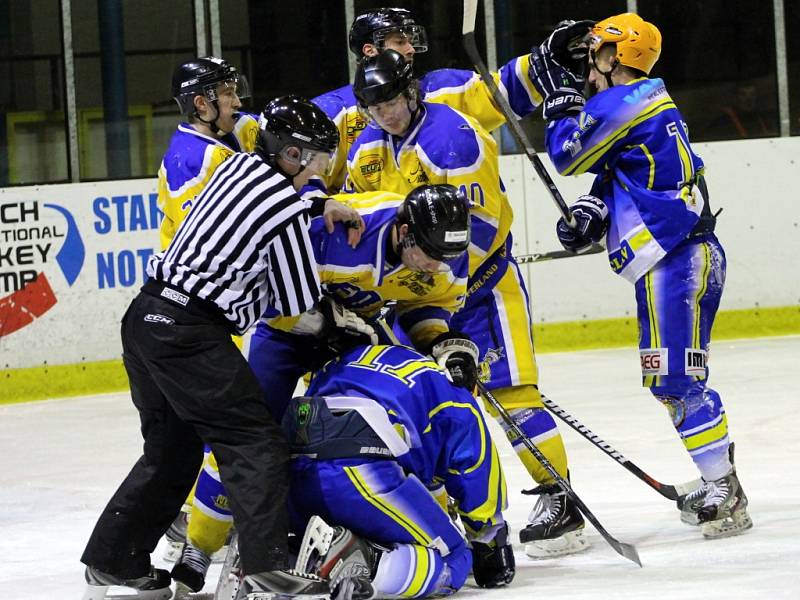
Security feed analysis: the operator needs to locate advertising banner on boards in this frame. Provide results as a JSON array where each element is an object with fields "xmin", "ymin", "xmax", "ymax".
[{"xmin": 0, "ymin": 179, "xmax": 160, "ymax": 369}]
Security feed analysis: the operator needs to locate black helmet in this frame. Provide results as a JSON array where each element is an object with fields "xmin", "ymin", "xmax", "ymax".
[
  {"xmin": 349, "ymin": 7, "xmax": 428, "ymax": 56},
  {"xmin": 399, "ymin": 184, "xmax": 471, "ymax": 262},
  {"xmin": 171, "ymin": 56, "xmax": 247, "ymax": 116},
  {"xmin": 256, "ymin": 95, "xmax": 339, "ymax": 170},
  {"xmin": 353, "ymin": 50, "xmax": 415, "ymax": 108}
]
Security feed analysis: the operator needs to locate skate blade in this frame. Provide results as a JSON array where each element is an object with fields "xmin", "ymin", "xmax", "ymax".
[
  {"xmin": 524, "ymin": 529, "xmax": 590, "ymax": 559},
  {"xmin": 247, "ymin": 594, "xmax": 330, "ymax": 600},
  {"xmin": 702, "ymin": 510, "xmax": 753, "ymax": 539},
  {"xmin": 82, "ymin": 585, "xmax": 172, "ymax": 600},
  {"xmin": 173, "ymin": 581, "xmax": 215, "ymax": 600}
]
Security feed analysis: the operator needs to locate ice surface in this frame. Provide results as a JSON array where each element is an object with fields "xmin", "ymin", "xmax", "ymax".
[{"xmin": 1, "ymin": 336, "xmax": 798, "ymax": 599}]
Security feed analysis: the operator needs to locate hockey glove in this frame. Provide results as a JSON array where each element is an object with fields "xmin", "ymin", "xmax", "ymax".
[
  {"xmin": 556, "ymin": 195, "xmax": 609, "ymax": 254},
  {"xmin": 540, "ymin": 19, "xmax": 595, "ymax": 79},
  {"xmin": 529, "ymin": 47, "xmax": 585, "ymax": 121},
  {"xmin": 429, "ymin": 331, "xmax": 479, "ymax": 392},
  {"xmin": 470, "ymin": 522, "xmax": 515, "ymax": 588},
  {"xmin": 318, "ymin": 296, "xmax": 379, "ymax": 352}
]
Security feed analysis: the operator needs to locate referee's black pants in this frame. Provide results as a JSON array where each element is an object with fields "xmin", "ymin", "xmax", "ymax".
[{"xmin": 81, "ymin": 290, "xmax": 290, "ymax": 577}]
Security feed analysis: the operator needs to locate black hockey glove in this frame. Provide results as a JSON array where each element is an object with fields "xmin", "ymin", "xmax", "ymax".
[
  {"xmin": 429, "ymin": 331, "xmax": 479, "ymax": 392},
  {"xmin": 318, "ymin": 296, "xmax": 379, "ymax": 353},
  {"xmin": 539, "ymin": 19, "xmax": 595, "ymax": 79},
  {"xmin": 529, "ymin": 47, "xmax": 585, "ymax": 121},
  {"xmin": 556, "ymin": 195, "xmax": 609, "ymax": 254},
  {"xmin": 471, "ymin": 522, "xmax": 515, "ymax": 588}
]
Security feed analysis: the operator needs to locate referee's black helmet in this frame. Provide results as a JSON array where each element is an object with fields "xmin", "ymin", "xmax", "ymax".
[
  {"xmin": 399, "ymin": 184, "xmax": 471, "ymax": 261},
  {"xmin": 257, "ymin": 95, "xmax": 339, "ymax": 165}
]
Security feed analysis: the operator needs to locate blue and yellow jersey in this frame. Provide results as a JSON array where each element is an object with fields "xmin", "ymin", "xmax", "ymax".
[
  {"xmin": 268, "ymin": 191, "xmax": 469, "ymax": 350},
  {"xmin": 308, "ymin": 344, "xmax": 507, "ymax": 531},
  {"xmin": 545, "ymin": 78, "xmax": 707, "ymax": 282},
  {"xmin": 157, "ymin": 113, "xmax": 260, "ymax": 249},
  {"xmin": 342, "ymin": 102, "xmax": 513, "ymax": 279},
  {"xmin": 309, "ymin": 55, "xmax": 541, "ymax": 195}
]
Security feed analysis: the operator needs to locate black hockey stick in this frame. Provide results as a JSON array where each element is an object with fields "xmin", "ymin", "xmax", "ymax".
[
  {"xmin": 462, "ymin": 0, "xmax": 576, "ymax": 228},
  {"xmin": 476, "ymin": 381, "xmax": 642, "ymax": 566},
  {"xmin": 515, "ymin": 243, "xmax": 605, "ymax": 264},
  {"xmin": 541, "ymin": 395, "xmax": 701, "ymax": 501}
]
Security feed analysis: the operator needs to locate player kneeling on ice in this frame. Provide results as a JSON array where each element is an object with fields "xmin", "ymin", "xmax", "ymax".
[{"xmin": 284, "ymin": 344, "xmax": 515, "ymax": 598}]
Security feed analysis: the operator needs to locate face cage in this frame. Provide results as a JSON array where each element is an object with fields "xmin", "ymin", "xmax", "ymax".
[
  {"xmin": 203, "ymin": 74, "xmax": 251, "ymax": 103},
  {"xmin": 373, "ymin": 25, "xmax": 429, "ymax": 53}
]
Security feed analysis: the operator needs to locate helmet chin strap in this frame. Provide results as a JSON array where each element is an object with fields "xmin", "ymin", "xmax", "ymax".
[
  {"xmin": 194, "ymin": 100, "xmax": 223, "ymax": 135},
  {"xmin": 590, "ymin": 49, "xmax": 619, "ymax": 89}
]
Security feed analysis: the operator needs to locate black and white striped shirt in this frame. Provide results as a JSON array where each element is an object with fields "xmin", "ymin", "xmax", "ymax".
[{"xmin": 148, "ymin": 152, "xmax": 321, "ymax": 334}]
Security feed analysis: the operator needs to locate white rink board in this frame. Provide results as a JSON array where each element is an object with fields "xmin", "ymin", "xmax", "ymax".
[{"xmin": 1, "ymin": 137, "xmax": 798, "ymax": 369}]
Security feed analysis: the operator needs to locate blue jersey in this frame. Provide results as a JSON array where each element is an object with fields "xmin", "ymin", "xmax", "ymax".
[
  {"xmin": 305, "ymin": 344, "xmax": 507, "ymax": 529},
  {"xmin": 546, "ymin": 78, "xmax": 707, "ymax": 282}
]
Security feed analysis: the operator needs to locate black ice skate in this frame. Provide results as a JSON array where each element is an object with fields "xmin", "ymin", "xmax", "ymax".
[
  {"xmin": 519, "ymin": 483, "xmax": 589, "ymax": 558},
  {"xmin": 245, "ymin": 569, "xmax": 331, "ymax": 600},
  {"xmin": 82, "ymin": 565, "xmax": 172, "ymax": 600},
  {"xmin": 171, "ymin": 541, "xmax": 212, "ymax": 596},
  {"xmin": 696, "ymin": 468, "xmax": 753, "ymax": 539}
]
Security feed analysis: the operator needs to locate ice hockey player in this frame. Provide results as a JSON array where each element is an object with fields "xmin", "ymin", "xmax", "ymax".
[
  {"xmin": 344, "ymin": 47, "xmax": 592, "ymax": 558},
  {"xmin": 284, "ymin": 343, "xmax": 514, "ymax": 597},
  {"xmin": 310, "ymin": 7, "xmax": 593, "ymax": 195},
  {"xmin": 173, "ymin": 183, "xmax": 473, "ymax": 592},
  {"xmin": 528, "ymin": 12, "xmax": 752, "ymax": 539}
]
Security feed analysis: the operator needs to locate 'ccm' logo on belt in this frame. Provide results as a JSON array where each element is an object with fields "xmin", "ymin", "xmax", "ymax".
[{"xmin": 160, "ymin": 287, "xmax": 189, "ymax": 306}]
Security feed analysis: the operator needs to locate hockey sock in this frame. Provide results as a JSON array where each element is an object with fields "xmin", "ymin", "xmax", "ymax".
[{"xmin": 489, "ymin": 386, "xmax": 568, "ymax": 484}]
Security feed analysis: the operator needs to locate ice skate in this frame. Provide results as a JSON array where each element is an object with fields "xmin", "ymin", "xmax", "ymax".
[
  {"xmin": 244, "ymin": 569, "xmax": 331, "ymax": 600},
  {"xmin": 172, "ymin": 541, "xmax": 212, "ymax": 596},
  {"xmin": 677, "ymin": 480, "xmax": 708, "ymax": 526},
  {"xmin": 519, "ymin": 483, "xmax": 589, "ymax": 558},
  {"xmin": 164, "ymin": 508, "xmax": 190, "ymax": 563},
  {"xmin": 82, "ymin": 565, "xmax": 172, "ymax": 600},
  {"xmin": 697, "ymin": 469, "xmax": 753, "ymax": 539}
]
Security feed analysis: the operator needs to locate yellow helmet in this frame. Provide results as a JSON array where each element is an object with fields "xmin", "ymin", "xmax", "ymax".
[{"xmin": 591, "ymin": 13, "xmax": 661, "ymax": 75}]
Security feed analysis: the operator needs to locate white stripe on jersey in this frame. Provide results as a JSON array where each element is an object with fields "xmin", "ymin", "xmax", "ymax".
[{"xmin": 148, "ymin": 153, "xmax": 322, "ymax": 334}]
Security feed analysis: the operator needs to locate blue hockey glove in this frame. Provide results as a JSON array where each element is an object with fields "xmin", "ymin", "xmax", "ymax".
[
  {"xmin": 529, "ymin": 47, "xmax": 585, "ymax": 121},
  {"xmin": 556, "ymin": 195, "xmax": 609, "ymax": 254}
]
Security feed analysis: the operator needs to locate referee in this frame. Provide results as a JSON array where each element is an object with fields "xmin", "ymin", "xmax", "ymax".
[{"xmin": 81, "ymin": 96, "xmax": 358, "ymax": 598}]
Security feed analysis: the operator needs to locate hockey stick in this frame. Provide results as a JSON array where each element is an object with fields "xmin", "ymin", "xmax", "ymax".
[
  {"xmin": 541, "ymin": 395, "xmax": 701, "ymax": 501},
  {"xmin": 462, "ymin": 0, "xmax": 576, "ymax": 228},
  {"xmin": 476, "ymin": 381, "xmax": 641, "ymax": 566},
  {"xmin": 515, "ymin": 243, "xmax": 605, "ymax": 264}
]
